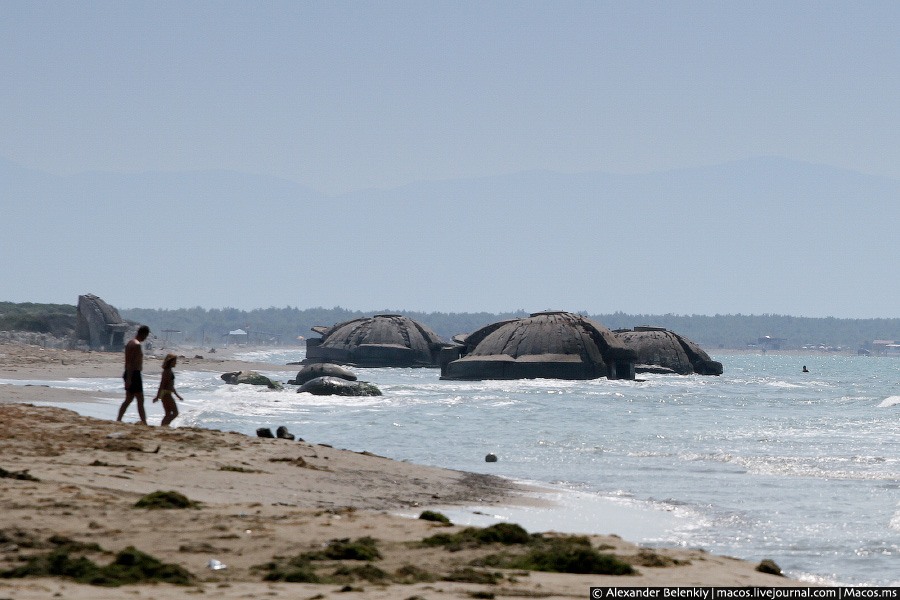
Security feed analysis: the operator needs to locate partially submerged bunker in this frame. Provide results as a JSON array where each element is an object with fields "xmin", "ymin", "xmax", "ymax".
[
  {"xmin": 303, "ymin": 314, "xmax": 452, "ymax": 367},
  {"xmin": 440, "ymin": 311, "xmax": 637, "ymax": 381},
  {"xmin": 613, "ymin": 326, "xmax": 723, "ymax": 375},
  {"xmin": 75, "ymin": 294, "xmax": 132, "ymax": 351}
]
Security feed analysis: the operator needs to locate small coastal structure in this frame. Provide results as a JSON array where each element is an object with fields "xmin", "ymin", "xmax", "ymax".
[
  {"xmin": 303, "ymin": 314, "xmax": 452, "ymax": 367},
  {"xmin": 440, "ymin": 311, "xmax": 637, "ymax": 381},
  {"xmin": 226, "ymin": 329, "xmax": 249, "ymax": 346},
  {"xmin": 74, "ymin": 294, "xmax": 132, "ymax": 351},
  {"xmin": 871, "ymin": 340, "xmax": 900, "ymax": 355},
  {"xmin": 613, "ymin": 326, "xmax": 723, "ymax": 375}
]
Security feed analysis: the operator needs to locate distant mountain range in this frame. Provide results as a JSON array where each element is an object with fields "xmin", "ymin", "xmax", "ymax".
[{"xmin": 2, "ymin": 156, "xmax": 898, "ymax": 318}]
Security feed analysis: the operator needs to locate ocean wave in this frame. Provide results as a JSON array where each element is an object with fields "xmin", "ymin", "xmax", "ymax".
[
  {"xmin": 691, "ymin": 452, "xmax": 899, "ymax": 480},
  {"xmin": 878, "ymin": 395, "xmax": 900, "ymax": 407},
  {"xmin": 890, "ymin": 504, "xmax": 900, "ymax": 532}
]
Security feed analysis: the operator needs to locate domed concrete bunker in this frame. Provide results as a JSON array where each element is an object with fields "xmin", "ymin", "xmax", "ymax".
[
  {"xmin": 613, "ymin": 326, "xmax": 723, "ymax": 375},
  {"xmin": 440, "ymin": 311, "xmax": 637, "ymax": 381},
  {"xmin": 303, "ymin": 314, "xmax": 452, "ymax": 367}
]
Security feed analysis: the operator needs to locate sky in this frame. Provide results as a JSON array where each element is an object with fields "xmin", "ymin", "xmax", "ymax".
[{"xmin": 2, "ymin": 1, "xmax": 899, "ymax": 317}]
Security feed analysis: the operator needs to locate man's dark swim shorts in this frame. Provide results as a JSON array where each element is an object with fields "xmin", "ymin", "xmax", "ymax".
[{"xmin": 123, "ymin": 370, "xmax": 143, "ymax": 394}]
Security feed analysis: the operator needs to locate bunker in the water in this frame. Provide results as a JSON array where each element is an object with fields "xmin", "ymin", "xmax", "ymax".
[
  {"xmin": 613, "ymin": 326, "xmax": 723, "ymax": 375},
  {"xmin": 440, "ymin": 311, "xmax": 637, "ymax": 381},
  {"xmin": 303, "ymin": 314, "xmax": 451, "ymax": 367}
]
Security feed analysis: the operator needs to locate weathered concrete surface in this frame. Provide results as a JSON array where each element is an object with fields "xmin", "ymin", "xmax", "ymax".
[
  {"xmin": 441, "ymin": 311, "xmax": 637, "ymax": 381},
  {"xmin": 74, "ymin": 294, "xmax": 132, "ymax": 351},
  {"xmin": 288, "ymin": 363, "xmax": 358, "ymax": 385},
  {"xmin": 303, "ymin": 314, "xmax": 451, "ymax": 367},
  {"xmin": 613, "ymin": 326, "xmax": 724, "ymax": 376}
]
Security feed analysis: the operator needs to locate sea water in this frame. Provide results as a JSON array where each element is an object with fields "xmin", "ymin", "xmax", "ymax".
[{"xmin": 6, "ymin": 350, "xmax": 898, "ymax": 586}]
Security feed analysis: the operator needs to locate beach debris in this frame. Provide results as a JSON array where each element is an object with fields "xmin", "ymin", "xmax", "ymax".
[
  {"xmin": 220, "ymin": 370, "xmax": 283, "ymax": 389},
  {"xmin": 276, "ymin": 425, "xmax": 295, "ymax": 440},
  {"xmin": 288, "ymin": 362, "xmax": 357, "ymax": 385},
  {"xmin": 484, "ymin": 453, "xmax": 498, "ymax": 463},
  {"xmin": 207, "ymin": 558, "xmax": 227, "ymax": 570},
  {"xmin": 297, "ymin": 376, "xmax": 382, "ymax": 397},
  {"xmin": 755, "ymin": 558, "xmax": 784, "ymax": 576},
  {"xmin": 256, "ymin": 427, "xmax": 275, "ymax": 438}
]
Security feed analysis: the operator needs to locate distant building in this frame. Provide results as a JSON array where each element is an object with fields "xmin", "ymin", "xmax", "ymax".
[
  {"xmin": 757, "ymin": 335, "xmax": 787, "ymax": 350},
  {"xmin": 872, "ymin": 340, "xmax": 900, "ymax": 355},
  {"xmin": 227, "ymin": 328, "xmax": 249, "ymax": 345}
]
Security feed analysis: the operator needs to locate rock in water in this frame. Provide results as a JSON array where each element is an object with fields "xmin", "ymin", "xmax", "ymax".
[
  {"xmin": 221, "ymin": 371, "xmax": 283, "ymax": 389},
  {"xmin": 288, "ymin": 363, "xmax": 357, "ymax": 385},
  {"xmin": 297, "ymin": 376, "xmax": 382, "ymax": 397}
]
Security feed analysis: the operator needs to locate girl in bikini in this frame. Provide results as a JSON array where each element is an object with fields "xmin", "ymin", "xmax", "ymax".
[{"xmin": 153, "ymin": 353, "xmax": 183, "ymax": 426}]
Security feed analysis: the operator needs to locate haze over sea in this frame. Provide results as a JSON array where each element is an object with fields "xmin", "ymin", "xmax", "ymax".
[{"xmin": 14, "ymin": 349, "xmax": 899, "ymax": 587}]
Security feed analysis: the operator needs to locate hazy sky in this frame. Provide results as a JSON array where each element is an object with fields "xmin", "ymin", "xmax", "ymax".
[
  {"xmin": 3, "ymin": 2, "xmax": 899, "ymax": 318},
  {"xmin": 3, "ymin": 1, "xmax": 899, "ymax": 195}
]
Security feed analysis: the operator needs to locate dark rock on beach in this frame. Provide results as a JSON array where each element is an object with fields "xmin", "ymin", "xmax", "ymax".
[
  {"xmin": 755, "ymin": 559, "xmax": 783, "ymax": 576},
  {"xmin": 275, "ymin": 425, "xmax": 295, "ymax": 440}
]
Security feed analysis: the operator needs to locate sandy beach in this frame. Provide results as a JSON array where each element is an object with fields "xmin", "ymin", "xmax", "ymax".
[{"xmin": 0, "ymin": 343, "xmax": 812, "ymax": 598}]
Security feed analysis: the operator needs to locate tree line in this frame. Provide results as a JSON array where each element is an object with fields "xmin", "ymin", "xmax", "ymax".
[
  {"xmin": 2, "ymin": 302, "xmax": 899, "ymax": 351},
  {"xmin": 120, "ymin": 306, "xmax": 899, "ymax": 351}
]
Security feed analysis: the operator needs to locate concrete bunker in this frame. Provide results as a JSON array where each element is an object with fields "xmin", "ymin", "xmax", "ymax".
[
  {"xmin": 613, "ymin": 326, "xmax": 723, "ymax": 375},
  {"xmin": 74, "ymin": 294, "xmax": 132, "ymax": 351},
  {"xmin": 440, "ymin": 311, "xmax": 636, "ymax": 381},
  {"xmin": 303, "ymin": 314, "xmax": 452, "ymax": 367}
]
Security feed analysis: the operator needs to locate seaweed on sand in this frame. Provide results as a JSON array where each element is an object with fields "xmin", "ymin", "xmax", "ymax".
[{"xmin": 1, "ymin": 545, "xmax": 194, "ymax": 586}]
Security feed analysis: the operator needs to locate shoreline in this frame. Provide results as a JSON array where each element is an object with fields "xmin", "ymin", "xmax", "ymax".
[{"xmin": 0, "ymin": 342, "xmax": 813, "ymax": 597}]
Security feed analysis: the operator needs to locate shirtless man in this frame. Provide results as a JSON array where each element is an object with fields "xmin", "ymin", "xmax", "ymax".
[{"xmin": 117, "ymin": 325, "xmax": 150, "ymax": 425}]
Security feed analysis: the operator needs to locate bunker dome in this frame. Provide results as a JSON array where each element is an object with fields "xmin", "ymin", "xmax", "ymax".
[
  {"xmin": 440, "ymin": 311, "xmax": 636, "ymax": 381},
  {"xmin": 303, "ymin": 314, "xmax": 451, "ymax": 367},
  {"xmin": 613, "ymin": 326, "xmax": 723, "ymax": 375}
]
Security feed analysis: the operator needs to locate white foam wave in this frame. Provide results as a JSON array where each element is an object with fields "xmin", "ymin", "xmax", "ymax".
[
  {"xmin": 878, "ymin": 395, "xmax": 900, "ymax": 407},
  {"xmin": 890, "ymin": 504, "xmax": 900, "ymax": 532}
]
